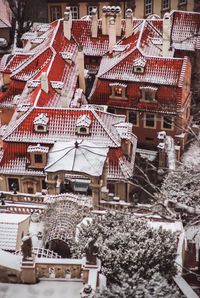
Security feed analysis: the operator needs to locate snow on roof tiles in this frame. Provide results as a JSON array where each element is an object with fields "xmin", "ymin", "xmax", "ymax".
[
  {"xmin": 171, "ymin": 11, "xmax": 200, "ymax": 51},
  {"xmin": 0, "ymin": 214, "xmax": 30, "ymax": 251}
]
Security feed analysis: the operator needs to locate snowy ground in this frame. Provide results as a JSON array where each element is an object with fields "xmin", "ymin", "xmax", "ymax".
[{"xmin": 0, "ymin": 280, "xmax": 83, "ymax": 298}]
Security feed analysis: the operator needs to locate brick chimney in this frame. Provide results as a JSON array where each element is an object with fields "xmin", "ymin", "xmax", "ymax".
[
  {"xmin": 63, "ymin": 7, "xmax": 72, "ymax": 40},
  {"xmin": 115, "ymin": 6, "xmax": 122, "ymax": 37},
  {"xmin": 109, "ymin": 17, "xmax": 116, "ymax": 53},
  {"xmin": 163, "ymin": 12, "xmax": 171, "ymax": 57},
  {"xmin": 41, "ymin": 72, "xmax": 48, "ymax": 93},
  {"xmin": 91, "ymin": 7, "xmax": 98, "ymax": 38},
  {"xmin": 125, "ymin": 8, "xmax": 133, "ymax": 38},
  {"xmin": 102, "ymin": 6, "xmax": 107, "ymax": 35},
  {"xmin": 78, "ymin": 45, "xmax": 86, "ymax": 93}
]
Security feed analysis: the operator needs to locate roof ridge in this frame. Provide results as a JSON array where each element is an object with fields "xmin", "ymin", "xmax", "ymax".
[
  {"xmin": 10, "ymin": 46, "xmax": 53, "ymax": 78},
  {"xmin": 97, "ymin": 45, "xmax": 138, "ymax": 78},
  {"xmin": 178, "ymin": 56, "xmax": 189, "ymax": 88},
  {"xmin": 3, "ymin": 107, "xmax": 34, "ymax": 140},
  {"xmin": 91, "ymin": 110, "xmax": 120, "ymax": 147}
]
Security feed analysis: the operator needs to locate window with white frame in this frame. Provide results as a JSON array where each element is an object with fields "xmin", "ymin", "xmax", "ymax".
[
  {"xmin": 162, "ymin": 0, "xmax": 170, "ymax": 10},
  {"xmin": 140, "ymin": 86, "xmax": 158, "ymax": 101},
  {"xmin": 109, "ymin": 83, "xmax": 127, "ymax": 100},
  {"xmin": 50, "ymin": 5, "xmax": 62, "ymax": 22},
  {"xmin": 162, "ymin": 115, "xmax": 173, "ymax": 130},
  {"xmin": 88, "ymin": 6, "xmax": 98, "ymax": 16},
  {"xmin": 145, "ymin": 0, "xmax": 153, "ymax": 16},
  {"xmin": 145, "ymin": 113, "xmax": 156, "ymax": 128},
  {"xmin": 70, "ymin": 6, "xmax": 79, "ymax": 19}
]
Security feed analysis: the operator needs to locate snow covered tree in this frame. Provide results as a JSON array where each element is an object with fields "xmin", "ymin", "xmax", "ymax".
[
  {"xmin": 71, "ymin": 212, "xmax": 177, "ymax": 291},
  {"xmin": 7, "ymin": 0, "xmax": 32, "ymax": 47},
  {"xmin": 160, "ymin": 166, "xmax": 200, "ymax": 207},
  {"xmin": 96, "ymin": 273, "xmax": 180, "ymax": 298}
]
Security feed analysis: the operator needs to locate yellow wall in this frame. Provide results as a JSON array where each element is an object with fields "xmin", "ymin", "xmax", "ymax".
[{"xmin": 48, "ymin": 0, "xmax": 195, "ymax": 21}]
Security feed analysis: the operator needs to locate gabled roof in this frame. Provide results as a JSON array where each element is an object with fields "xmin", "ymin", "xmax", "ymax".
[
  {"xmin": 97, "ymin": 48, "xmax": 187, "ymax": 87},
  {"xmin": 3, "ymin": 107, "xmax": 126, "ymax": 147},
  {"xmin": 171, "ymin": 10, "xmax": 200, "ymax": 51}
]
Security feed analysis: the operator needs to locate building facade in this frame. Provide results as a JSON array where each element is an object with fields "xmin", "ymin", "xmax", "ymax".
[{"xmin": 47, "ymin": 0, "xmax": 196, "ymax": 22}]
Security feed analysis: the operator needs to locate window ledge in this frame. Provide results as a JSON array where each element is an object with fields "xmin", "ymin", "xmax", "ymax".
[{"xmin": 109, "ymin": 95, "xmax": 128, "ymax": 100}]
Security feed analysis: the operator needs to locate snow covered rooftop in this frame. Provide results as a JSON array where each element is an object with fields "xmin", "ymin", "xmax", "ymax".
[
  {"xmin": 0, "ymin": 213, "xmax": 30, "ymax": 251},
  {"xmin": 45, "ymin": 140, "xmax": 108, "ymax": 177},
  {"xmin": 0, "ymin": 249, "xmax": 22, "ymax": 271}
]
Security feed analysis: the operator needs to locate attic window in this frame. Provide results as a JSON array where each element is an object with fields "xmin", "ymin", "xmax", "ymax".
[
  {"xmin": 140, "ymin": 86, "xmax": 158, "ymax": 101},
  {"xmin": 109, "ymin": 83, "xmax": 127, "ymax": 100},
  {"xmin": 27, "ymin": 144, "xmax": 49, "ymax": 169},
  {"xmin": 134, "ymin": 66, "xmax": 144, "ymax": 73},
  {"xmin": 133, "ymin": 57, "xmax": 146, "ymax": 74},
  {"xmin": 76, "ymin": 115, "xmax": 91, "ymax": 135},
  {"xmin": 34, "ymin": 113, "xmax": 49, "ymax": 133}
]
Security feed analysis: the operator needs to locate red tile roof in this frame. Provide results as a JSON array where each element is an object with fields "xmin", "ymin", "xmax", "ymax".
[
  {"xmin": 1, "ymin": 107, "xmax": 136, "ymax": 180},
  {"xmin": 171, "ymin": 11, "xmax": 200, "ymax": 51}
]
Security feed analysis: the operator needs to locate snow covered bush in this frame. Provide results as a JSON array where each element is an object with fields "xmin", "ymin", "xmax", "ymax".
[
  {"xmin": 160, "ymin": 166, "xmax": 200, "ymax": 207},
  {"xmin": 96, "ymin": 272, "xmax": 180, "ymax": 298},
  {"xmin": 71, "ymin": 212, "xmax": 177, "ymax": 290}
]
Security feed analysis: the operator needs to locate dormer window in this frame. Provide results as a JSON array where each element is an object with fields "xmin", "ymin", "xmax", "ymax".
[
  {"xmin": 134, "ymin": 66, "xmax": 144, "ymax": 73},
  {"xmin": 76, "ymin": 115, "xmax": 91, "ymax": 135},
  {"xmin": 140, "ymin": 86, "xmax": 158, "ymax": 101},
  {"xmin": 109, "ymin": 83, "xmax": 127, "ymax": 100},
  {"xmin": 34, "ymin": 113, "xmax": 49, "ymax": 133},
  {"xmin": 28, "ymin": 144, "xmax": 49, "ymax": 169},
  {"xmin": 133, "ymin": 57, "xmax": 146, "ymax": 74}
]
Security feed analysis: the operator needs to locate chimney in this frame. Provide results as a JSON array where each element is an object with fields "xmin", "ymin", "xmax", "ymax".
[
  {"xmin": 125, "ymin": 8, "xmax": 133, "ymax": 38},
  {"xmin": 115, "ymin": 6, "xmax": 122, "ymax": 37},
  {"xmin": 41, "ymin": 72, "xmax": 48, "ymax": 93},
  {"xmin": 162, "ymin": 12, "xmax": 171, "ymax": 57},
  {"xmin": 102, "ymin": 6, "xmax": 107, "ymax": 35},
  {"xmin": 109, "ymin": 17, "xmax": 116, "ymax": 53},
  {"xmin": 78, "ymin": 45, "xmax": 86, "ymax": 93},
  {"xmin": 91, "ymin": 7, "xmax": 98, "ymax": 38},
  {"xmin": 63, "ymin": 7, "xmax": 72, "ymax": 40}
]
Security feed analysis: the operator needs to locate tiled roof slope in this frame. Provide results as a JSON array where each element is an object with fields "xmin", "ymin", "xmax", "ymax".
[
  {"xmin": 98, "ymin": 51, "xmax": 186, "ymax": 86},
  {"xmin": 0, "ymin": 214, "xmax": 30, "ymax": 251},
  {"xmin": 4, "ymin": 107, "xmax": 126, "ymax": 147},
  {"xmin": 171, "ymin": 10, "xmax": 200, "ymax": 51},
  {"xmin": 72, "ymin": 19, "xmax": 123, "ymax": 56},
  {"xmin": 0, "ymin": 107, "xmax": 136, "ymax": 179}
]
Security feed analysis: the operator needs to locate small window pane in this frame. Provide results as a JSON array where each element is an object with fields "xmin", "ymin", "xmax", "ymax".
[
  {"xmin": 162, "ymin": 0, "xmax": 170, "ymax": 9},
  {"xmin": 8, "ymin": 178, "xmax": 19, "ymax": 191},
  {"xmin": 35, "ymin": 154, "xmax": 43, "ymax": 163},
  {"xmin": 163, "ymin": 116, "xmax": 172, "ymax": 129},
  {"xmin": 129, "ymin": 111, "xmax": 138, "ymax": 126},
  {"xmin": 145, "ymin": 113, "xmax": 155, "ymax": 127},
  {"xmin": 145, "ymin": 0, "xmax": 153, "ymax": 15},
  {"xmin": 50, "ymin": 6, "xmax": 62, "ymax": 22},
  {"xmin": 71, "ymin": 6, "xmax": 78, "ymax": 19},
  {"xmin": 114, "ymin": 87, "xmax": 123, "ymax": 96}
]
